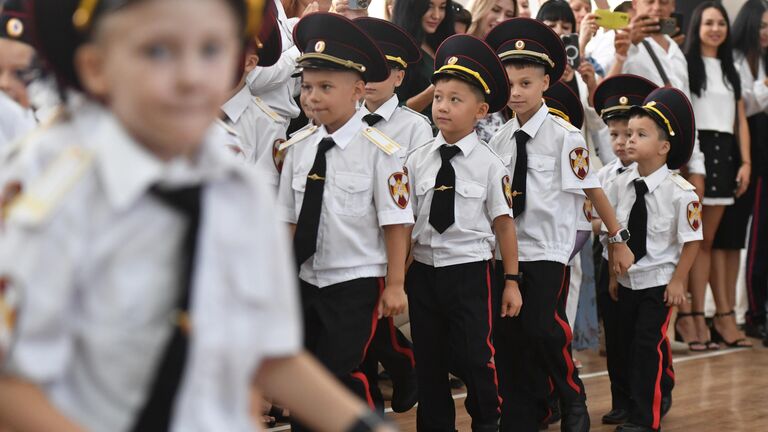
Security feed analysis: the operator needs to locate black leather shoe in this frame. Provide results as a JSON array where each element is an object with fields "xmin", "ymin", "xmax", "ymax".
[
  {"xmin": 560, "ymin": 400, "xmax": 590, "ymax": 432},
  {"xmin": 660, "ymin": 395, "xmax": 672, "ymax": 418},
  {"xmin": 744, "ymin": 323, "xmax": 766, "ymax": 339},
  {"xmin": 602, "ymin": 408, "xmax": 630, "ymax": 424},
  {"xmin": 390, "ymin": 371, "xmax": 418, "ymax": 413},
  {"xmin": 615, "ymin": 422, "xmax": 657, "ymax": 432}
]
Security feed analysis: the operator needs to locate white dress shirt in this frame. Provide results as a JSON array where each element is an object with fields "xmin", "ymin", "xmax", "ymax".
[
  {"xmin": 246, "ymin": 0, "xmax": 301, "ymax": 122},
  {"xmin": 0, "ymin": 92, "xmax": 36, "ymax": 153},
  {"xmin": 598, "ymin": 158, "xmax": 637, "ymax": 261},
  {"xmin": 361, "ymin": 95, "xmax": 434, "ymax": 163},
  {"xmin": 406, "ymin": 131, "xmax": 513, "ymax": 267},
  {"xmin": 736, "ymin": 53, "xmax": 768, "ymax": 117},
  {"xmin": 603, "ymin": 164, "xmax": 703, "ymax": 290},
  {"xmin": 487, "ymin": 103, "xmax": 601, "ymax": 264},
  {"xmin": 222, "ymin": 85, "xmax": 289, "ymax": 187},
  {"xmin": 0, "ymin": 102, "xmax": 301, "ymax": 432},
  {"xmin": 277, "ymin": 110, "xmax": 414, "ymax": 288}
]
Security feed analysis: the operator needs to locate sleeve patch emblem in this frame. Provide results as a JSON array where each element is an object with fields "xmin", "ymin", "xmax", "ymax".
[
  {"xmin": 583, "ymin": 199, "xmax": 593, "ymax": 222},
  {"xmin": 502, "ymin": 175, "xmax": 513, "ymax": 208},
  {"xmin": 273, "ymin": 139, "xmax": 287, "ymax": 174},
  {"xmin": 389, "ymin": 172, "xmax": 410, "ymax": 209},
  {"xmin": 687, "ymin": 201, "xmax": 702, "ymax": 231},
  {"xmin": 0, "ymin": 276, "xmax": 20, "ymax": 363},
  {"xmin": 569, "ymin": 147, "xmax": 590, "ymax": 180}
]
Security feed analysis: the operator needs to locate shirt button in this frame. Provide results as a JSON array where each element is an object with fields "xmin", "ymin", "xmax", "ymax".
[
  {"xmin": 714, "ymin": 158, "xmax": 719, "ymax": 164},
  {"xmin": 715, "ymin": 145, "xmax": 720, "ymax": 151},
  {"xmin": 713, "ymin": 173, "xmax": 718, "ymax": 178},
  {"xmin": 714, "ymin": 132, "xmax": 719, "ymax": 138},
  {"xmin": 712, "ymin": 186, "xmax": 717, "ymax": 191}
]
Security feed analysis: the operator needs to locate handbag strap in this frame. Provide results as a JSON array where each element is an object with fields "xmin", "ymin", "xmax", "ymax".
[{"xmin": 641, "ymin": 39, "xmax": 672, "ymax": 87}]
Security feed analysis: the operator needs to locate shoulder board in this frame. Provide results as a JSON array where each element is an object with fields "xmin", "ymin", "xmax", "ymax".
[
  {"xmin": 279, "ymin": 125, "xmax": 318, "ymax": 151},
  {"xmin": 0, "ymin": 107, "xmax": 65, "ymax": 166},
  {"xmin": 550, "ymin": 114, "xmax": 580, "ymax": 132},
  {"xmin": 362, "ymin": 126, "xmax": 401, "ymax": 155},
  {"xmin": 215, "ymin": 119, "xmax": 239, "ymax": 137},
  {"xmin": 7, "ymin": 146, "xmax": 93, "ymax": 226},
  {"xmin": 670, "ymin": 173, "xmax": 696, "ymax": 191},
  {"xmin": 400, "ymin": 106, "xmax": 430, "ymax": 123},
  {"xmin": 253, "ymin": 97, "xmax": 284, "ymax": 123}
]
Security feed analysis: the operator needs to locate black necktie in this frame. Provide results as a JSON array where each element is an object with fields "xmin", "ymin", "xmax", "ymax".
[
  {"xmin": 618, "ymin": 166, "xmax": 627, "ymax": 174},
  {"xmin": 627, "ymin": 179, "xmax": 649, "ymax": 262},
  {"xmin": 363, "ymin": 113, "xmax": 384, "ymax": 126},
  {"xmin": 294, "ymin": 137, "xmax": 335, "ymax": 266},
  {"xmin": 132, "ymin": 185, "xmax": 202, "ymax": 432},
  {"xmin": 511, "ymin": 130, "xmax": 530, "ymax": 218},
  {"xmin": 429, "ymin": 144, "xmax": 462, "ymax": 233}
]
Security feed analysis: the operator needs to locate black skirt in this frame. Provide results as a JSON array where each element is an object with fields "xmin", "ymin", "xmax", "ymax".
[{"xmin": 700, "ymin": 130, "xmax": 738, "ymax": 204}]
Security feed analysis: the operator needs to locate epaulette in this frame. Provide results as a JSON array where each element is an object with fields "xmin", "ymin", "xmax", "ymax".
[
  {"xmin": 0, "ymin": 107, "xmax": 65, "ymax": 166},
  {"xmin": 279, "ymin": 125, "xmax": 318, "ymax": 151},
  {"xmin": 550, "ymin": 114, "xmax": 580, "ymax": 132},
  {"xmin": 215, "ymin": 118, "xmax": 239, "ymax": 137},
  {"xmin": 253, "ymin": 97, "xmax": 284, "ymax": 123},
  {"xmin": 400, "ymin": 106, "xmax": 430, "ymax": 123},
  {"xmin": 6, "ymin": 146, "xmax": 93, "ymax": 226},
  {"xmin": 362, "ymin": 126, "xmax": 401, "ymax": 155},
  {"xmin": 670, "ymin": 172, "xmax": 696, "ymax": 191}
]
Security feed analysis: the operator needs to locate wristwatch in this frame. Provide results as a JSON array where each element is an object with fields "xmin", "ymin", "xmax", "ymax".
[
  {"xmin": 504, "ymin": 273, "xmax": 523, "ymax": 283},
  {"xmin": 608, "ymin": 228, "xmax": 631, "ymax": 244}
]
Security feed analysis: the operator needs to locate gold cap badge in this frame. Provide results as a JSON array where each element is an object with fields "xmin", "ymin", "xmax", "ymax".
[
  {"xmin": 6, "ymin": 18, "xmax": 23, "ymax": 38},
  {"xmin": 447, "ymin": 56, "xmax": 458, "ymax": 65},
  {"xmin": 619, "ymin": 96, "xmax": 628, "ymax": 105},
  {"xmin": 515, "ymin": 40, "xmax": 525, "ymax": 50},
  {"xmin": 315, "ymin": 40, "xmax": 326, "ymax": 53}
]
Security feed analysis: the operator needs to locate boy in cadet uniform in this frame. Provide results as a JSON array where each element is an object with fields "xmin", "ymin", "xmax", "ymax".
[
  {"xmin": 592, "ymin": 73, "xmax": 664, "ymax": 426},
  {"xmin": 405, "ymin": 34, "xmax": 521, "ymax": 432},
  {"xmin": 220, "ymin": 0, "xmax": 288, "ymax": 186},
  {"xmin": 354, "ymin": 16, "xmax": 428, "ymax": 415},
  {"xmin": 603, "ymin": 87, "xmax": 701, "ymax": 432},
  {"xmin": 355, "ymin": 17, "xmax": 434, "ymax": 162},
  {"xmin": 276, "ymin": 12, "xmax": 413, "ymax": 427},
  {"xmin": 484, "ymin": 17, "xmax": 635, "ymax": 432}
]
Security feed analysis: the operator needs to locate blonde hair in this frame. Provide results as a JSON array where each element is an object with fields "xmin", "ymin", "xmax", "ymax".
[{"xmin": 467, "ymin": 0, "xmax": 516, "ymax": 38}]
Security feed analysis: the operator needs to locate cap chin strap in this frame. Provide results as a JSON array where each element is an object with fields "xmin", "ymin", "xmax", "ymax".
[
  {"xmin": 643, "ymin": 101, "xmax": 676, "ymax": 137},
  {"xmin": 297, "ymin": 53, "xmax": 367, "ymax": 73},
  {"xmin": 498, "ymin": 50, "xmax": 555, "ymax": 68},
  {"xmin": 386, "ymin": 56, "xmax": 408, "ymax": 69},
  {"xmin": 434, "ymin": 64, "xmax": 491, "ymax": 95}
]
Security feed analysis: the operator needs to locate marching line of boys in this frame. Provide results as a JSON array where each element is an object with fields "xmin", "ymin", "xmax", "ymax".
[{"xmin": 0, "ymin": 2, "xmax": 704, "ymax": 432}]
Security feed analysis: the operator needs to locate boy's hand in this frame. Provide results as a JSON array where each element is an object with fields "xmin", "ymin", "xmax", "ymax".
[
  {"xmin": 500, "ymin": 281, "xmax": 523, "ymax": 318},
  {"xmin": 664, "ymin": 279, "xmax": 686, "ymax": 307},
  {"xmin": 609, "ymin": 242, "xmax": 634, "ymax": 275},
  {"xmin": 609, "ymin": 274, "xmax": 619, "ymax": 302},
  {"xmin": 379, "ymin": 284, "xmax": 407, "ymax": 318}
]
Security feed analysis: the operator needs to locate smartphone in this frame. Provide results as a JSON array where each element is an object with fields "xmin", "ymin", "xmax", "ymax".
[
  {"xmin": 671, "ymin": 12, "xmax": 684, "ymax": 37},
  {"xmin": 659, "ymin": 17, "xmax": 677, "ymax": 35},
  {"xmin": 594, "ymin": 9, "xmax": 630, "ymax": 30},
  {"xmin": 561, "ymin": 34, "xmax": 581, "ymax": 68},
  {"xmin": 347, "ymin": 0, "xmax": 370, "ymax": 10}
]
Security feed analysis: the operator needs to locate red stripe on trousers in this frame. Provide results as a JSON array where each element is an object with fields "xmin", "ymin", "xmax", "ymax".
[
  {"xmin": 388, "ymin": 318, "xmax": 416, "ymax": 368},
  {"xmin": 747, "ymin": 178, "xmax": 763, "ymax": 314},
  {"xmin": 652, "ymin": 308, "xmax": 674, "ymax": 430},
  {"xmin": 351, "ymin": 371, "xmax": 376, "ymax": 409},
  {"xmin": 664, "ymin": 337, "xmax": 675, "ymax": 381},
  {"xmin": 554, "ymin": 268, "xmax": 581, "ymax": 394},
  {"xmin": 486, "ymin": 263, "xmax": 502, "ymax": 409}
]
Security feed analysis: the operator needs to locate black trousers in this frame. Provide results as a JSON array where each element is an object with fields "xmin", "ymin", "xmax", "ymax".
[
  {"xmin": 616, "ymin": 285, "xmax": 673, "ymax": 431},
  {"xmin": 597, "ymin": 257, "xmax": 632, "ymax": 411},
  {"xmin": 495, "ymin": 261, "xmax": 585, "ymax": 432},
  {"xmin": 406, "ymin": 261, "xmax": 500, "ymax": 432},
  {"xmin": 747, "ymin": 176, "xmax": 768, "ymax": 327},
  {"xmin": 291, "ymin": 277, "xmax": 381, "ymax": 431},
  {"xmin": 361, "ymin": 316, "xmax": 416, "ymax": 412}
]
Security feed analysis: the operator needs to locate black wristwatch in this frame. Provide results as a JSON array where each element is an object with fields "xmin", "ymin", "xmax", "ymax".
[
  {"xmin": 346, "ymin": 411, "xmax": 389, "ymax": 432},
  {"xmin": 504, "ymin": 273, "xmax": 523, "ymax": 283}
]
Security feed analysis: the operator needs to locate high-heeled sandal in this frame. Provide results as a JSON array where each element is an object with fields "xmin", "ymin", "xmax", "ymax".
[
  {"xmin": 691, "ymin": 311, "xmax": 719, "ymax": 351},
  {"xmin": 674, "ymin": 312, "xmax": 707, "ymax": 352},
  {"xmin": 711, "ymin": 310, "xmax": 753, "ymax": 348}
]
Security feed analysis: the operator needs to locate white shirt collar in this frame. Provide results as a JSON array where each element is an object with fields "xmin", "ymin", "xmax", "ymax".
[
  {"xmin": 431, "ymin": 130, "xmax": 480, "ymax": 157},
  {"xmin": 221, "ymin": 85, "xmax": 251, "ymax": 124},
  {"xmin": 318, "ymin": 109, "xmax": 365, "ymax": 150},
  {"xmin": 362, "ymin": 95, "xmax": 400, "ymax": 122},
  {"xmin": 511, "ymin": 102, "xmax": 549, "ymax": 139},
  {"xmin": 628, "ymin": 163, "xmax": 669, "ymax": 193},
  {"xmin": 89, "ymin": 104, "xmax": 241, "ymax": 211}
]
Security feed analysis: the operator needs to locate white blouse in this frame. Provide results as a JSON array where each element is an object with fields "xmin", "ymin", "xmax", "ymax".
[
  {"xmin": 736, "ymin": 53, "xmax": 768, "ymax": 117},
  {"xmin": 692, "ymin": 57, "xmax": 736, "ymax": 134}
]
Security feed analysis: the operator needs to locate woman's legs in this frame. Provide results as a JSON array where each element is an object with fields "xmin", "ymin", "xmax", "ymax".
[
  {"xmin": 711, "ymin": 248, "xmax": 752, "ymax": 345},
  {"xmin": 689, "ymin": 205, "xmax": 726, "ymax": 344}
]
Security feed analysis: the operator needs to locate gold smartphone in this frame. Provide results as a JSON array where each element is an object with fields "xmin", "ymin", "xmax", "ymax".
[{"xmin": 595, "ymin": 9, "xmax": 630, "ymax": 30}]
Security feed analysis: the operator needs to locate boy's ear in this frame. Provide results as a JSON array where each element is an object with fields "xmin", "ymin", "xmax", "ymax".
[
  {"xmin": 475, "ymin": 101, "xmax": 490, "ymax": 120},
  {"xmin": 75, "ymin": 43, "xmax": 108, "ymax": 99},
  {"xmin": 542, "ymin": 73, "xmax": 551, "ymax": 91},
  {"xmin": 244, "ymin": 54, "xmax": 259, "ymax": 74},
  {"xmin": 659, "ymin": 139, "xmax": 671, "ymax": 157},
  {"xmin": 353, "ymin": 79, "xmax": 366, "ymax": 101},
  {"xmin": 393, "ymin": 69, "xmax": 406, "ymax": 88}
]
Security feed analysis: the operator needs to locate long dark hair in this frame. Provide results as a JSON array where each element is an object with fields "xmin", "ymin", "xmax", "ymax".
[
  {"xmin": 392, "ymin": 0, "xmax": 455, "ymax": 53},
  {"xmin": 684, "ymin": 1, "xmax": 741, "ymax": 100},
  {"xmin": 536, "ymin": 0, "xmax": 576, "ymax": 32},
  {"xmin": 732, "ymin": 0, "xmax": 768, "ymax": 78}
]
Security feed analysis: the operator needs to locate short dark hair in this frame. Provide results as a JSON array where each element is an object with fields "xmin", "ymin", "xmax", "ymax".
[
  {"xmin": 605, "ymin": 116, "xmax": 629, "ymax": 128},
  {"xmin": 434, "ymin": 75, "xmax": 486, "ymax": 103},
  {"xmin": 536, "ymin": 0, "xmax": 577, "ymax": 31},
  {"xmin": 614, "ymin": 1, "xmax": 633, "ymax": 13},
  {"xmin": 503, "ymin": 58, "xmax": 547, "ymax": 74},
  {"xmin": 453, "ymin": 3, "xmax": 472, "ymax": 28},
  {"xmin": 629, "ymin": 111, "xmax": 669, "ymax": 142}
]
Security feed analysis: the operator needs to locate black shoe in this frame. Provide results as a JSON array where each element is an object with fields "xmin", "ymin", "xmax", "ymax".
[
  {"xmin": 660, "ymin": 395, "xmax": 672, "ymax": 418},
  {"xmin": 602, "ymin": 408, "xmax": 630, "ymax": 424},
  {"xmin": 763, "ymin": 333, "xmax": 768, "ymax": 348},
  {"xmin": 615, "ymin": 422, "xmax": 657, "ymax": 432},
  {"xmin": 744, "ymin": 322, "xmax": 766, "ymax": 339},
  {"xmin": 390, "ymin": 371, "xmax": 418, "ymax": 413},
  {"xmin": 560, "ymin": 399, "xmax": 590, "ymax": 432}
]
